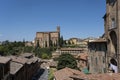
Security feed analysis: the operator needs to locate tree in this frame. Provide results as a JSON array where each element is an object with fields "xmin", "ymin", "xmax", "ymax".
[
  {"xmin": 34, "ymin": 47, "xmax": 41, "ymax": 57},
  {"xmin": 59, "ymin": 36, "xmax": 64, "ymax": 47},
  {"xmin": 57, "ymin": 54, "xmax": 78, "ymax": 70},
  {"xmin": 68, "ymin": 40, "xmax": 71, "ymax": 45},
  {"xmin": 41, "ymin": 53, "xmax": 49, "ymax": 59},
  {"xmin": 24, "ymin": 46, "xmax": 34, "ymax": 53},
  {"xmin": 50, "ymin": 40, "xmax": 53, "ymax": 47}
]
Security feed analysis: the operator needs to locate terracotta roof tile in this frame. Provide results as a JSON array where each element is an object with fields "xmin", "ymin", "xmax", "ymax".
[
  {"xmin": 9, "ymin": 56, "xmax": 27, "ymax": 64},
  {"xmin": 54, "ymin": 67, "xmax": 85, "ymax": 80},
  {"xmin": 54, "ymin": 67, "xmax": 120, "ymax": 80},
  {"xmin": 20, "ymin": 53, "xmax": 33, "ymax": 58},
  {"xmin": 77, "ymin": 53, "xmax": 88, "ymax": 60}
]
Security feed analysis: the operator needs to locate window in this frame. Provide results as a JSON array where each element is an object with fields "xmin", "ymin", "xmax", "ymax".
[
  {"xmin": 109, "ymin": 0, "xmax": 116, "ymax": 6},
  {"xmin": 112, "ymin": 18, "xmax": 115, "ymax": 27},
  {"xmin": 111, "ymin": 18, "xmax": 116, "ymax": 29},
  {"xmin": 95, "ymin": 58, "xmax": 98, "ymax": 65}
]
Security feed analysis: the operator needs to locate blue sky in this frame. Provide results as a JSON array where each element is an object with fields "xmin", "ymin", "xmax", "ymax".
[{"xmin": 0, "ymin": 0, "xmax": 106, "ymax": 41}]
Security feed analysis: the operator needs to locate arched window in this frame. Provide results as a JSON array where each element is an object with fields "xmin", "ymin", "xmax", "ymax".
[{"xmin": 111, "ymin": 18, "xmax": 116, "ymax": 28}]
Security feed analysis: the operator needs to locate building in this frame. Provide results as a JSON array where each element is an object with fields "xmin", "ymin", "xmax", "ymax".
[
  {"xmin": 103, "ymin": 0, "xmax": 120, "ymax": 72},
  {"xmin": 76, "ymin": 53, "xmax": 88, "ymax": 73},
  {"xmin": 9, "ymin": 53, "xmax": 41, "ymax": 80},
  {"xmin": 54, "ymin": 67, "xmax": 85, "ymax": 80},
  {"xmin": 54, "ymin": 67, "xmax": 120, "ymax": 80},
  {"xmin": 88, "ymin": 38, "xmax": 107, "ymax": 73},
  {"xmin": 10, "ymin": 61, "xmax": 24, "ymax": 80},
  {"xmin": 65, "ymin": 38, "xmax": 88, "ymax": 48},
  {"xmin": 35, "ymin": 26, "xmax": 60, "ymax": 48},
  {"xmin": 68, "ymin": 38, "xmax": 78, "ymax": 45},
  {"xmin": 0, "ymin": 56, "xmax": 11, "ymax": 80},
  {"xmin": 52, "ymin": 48, "xmax": 87, "ymax": 59}
]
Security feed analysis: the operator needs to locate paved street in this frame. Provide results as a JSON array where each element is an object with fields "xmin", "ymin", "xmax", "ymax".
[
  {"xmin": 32, "ymin": 68, "xmax": 48, "ymax": 80},
  {"xmin": 38, "ymin": 68, "xmax": 48, "ymax": 80}
]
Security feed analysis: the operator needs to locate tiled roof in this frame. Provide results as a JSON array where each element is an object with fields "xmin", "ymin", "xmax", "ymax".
[
  {"xmin": 27, "ymin": 57, "xmax": 39, "ymax": 64},
  {"xmin": 71, "ymin": 73, "xmax": 120, "ymax": 80},
  {"xmin": 20, "ymin": 53, "xmax": 33, "ymax": 58},
  {"xmin": 54, "ymin": 67, "xmax": 85, "ymax": 80},
  {"xmin": 89, "ymin": 38, "xmax": 106, "ymax": 43},
  {"xmin": 10, "ymin": 61, "xmax": 23, "ymax": 75},
  {"xmin": 77, "ymin": 53, "xmax": 88, "ymax": 60},
  {"xmin": 0, "ymin": 56, "xmax": 11, "ymax": 64},
  {"xmin": 9, "ymin": 56, "xmax": 27, "ymax": 64},
  {"xmin": 54, "ymin": 67, "xmax": 120, "ymax": 80}
]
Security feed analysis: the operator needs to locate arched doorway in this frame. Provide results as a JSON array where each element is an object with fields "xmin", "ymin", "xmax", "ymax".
[
  {"xmin": 109, "ymin": 31, "xmax": 117, "ymax": 57},
  {"xmin": 110, "ymin": 58, "xmax": 118, "ymax": 73},
  {"xmin": 109, "ymin": 31, "xmax": 118, "ymax": 73}
]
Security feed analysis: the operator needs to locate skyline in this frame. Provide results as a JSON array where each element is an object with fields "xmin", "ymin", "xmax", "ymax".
[{"xmin": 0, "ymin": 0, "xmax": 106, "ymax": 41}]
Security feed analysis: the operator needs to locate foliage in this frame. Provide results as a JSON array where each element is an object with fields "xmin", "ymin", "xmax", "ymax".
[
  {"xmin": 24, "ymin": 46, "xmax": 34, "ymax": 53},
  {"xmin": 0, "ymin": 40, "xmax": 53, "ymax": 59},
  {"xmin": 48, "ymin": 68, "xmax": 54, "ymax": 80},
  {"xmin": 0, "ymin": 40, "xmax": 25, "ymax": 56},
  {"xmin": 34, "ymin": 47, "xmax": 52, "ymax": 59},
  {"xmin": 41, "ymin": 53, "xmax": 49, "ymax": 59},
  {"xmin": 57, "ymin": 53, "xmax": 78, "ymax": 70},
  {"xmin": 59, "ymin": 36, "xmax": 64, "ymax": 47}
]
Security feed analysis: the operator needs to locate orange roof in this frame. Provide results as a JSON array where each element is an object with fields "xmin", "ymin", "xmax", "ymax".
[
  {"xmin": 71, "ymin": 73, "xmax": 120, "ymax": 80},
  {"xmin": 77, "ymin": 53, "xmax": 88, "ymax": 60},
  {"xmin": 54, "ymin": 67, "xmax": 85, "ymax": 80},
  {"xmin": 54, "ymin": 67, "xmax": 120, "ymax": 80}
]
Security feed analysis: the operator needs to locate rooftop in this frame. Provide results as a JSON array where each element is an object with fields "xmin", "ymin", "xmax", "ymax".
[
  {"xmin": 77, "ymin": 53, "xmax": 88, "ymax": 60},
  {"xmin": 54, "ymin": 67, "xmax": 120, "ymax": 80},
  {"xmin": 20, "ymin": 53, "xmax": 34, "ymax": 58},
  {"xmin": 54, "ymin": 67, "xmax": 85, "ymax": 80},
  {"xmin": 0, "ymin": 56, "xmax": 11, "ymax": 64},
  {"xmin": 27, "ymin": 57, "xmax": 39, "ymax": 64},
  {"xmin": 89, "ymin": 38, "xmax": 106, "ymax": 43},
  {"xmin": 71, "ymin": 73, "xmax": 120, "ymax": 80},
  {"xmin": 10, "ymin": 61, "xmax": 23, "ymax": 75},
  {"xmin": 10, "ymin": 56, "xmax": 27, "ymax": 64}
]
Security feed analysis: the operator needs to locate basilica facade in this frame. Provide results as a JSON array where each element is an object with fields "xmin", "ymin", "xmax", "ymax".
[{"xmin": 35, "ymin": 26, "xmax": 60, "ymax": 48}]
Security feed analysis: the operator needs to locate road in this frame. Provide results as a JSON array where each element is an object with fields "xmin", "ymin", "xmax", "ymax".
[
  {"xmin": 38, "ymin": 68, "xmax": 48, "ymax": 80},
  {"xmin": 32, "ymin": 68, "xmax": 48, "ymax": 80}
]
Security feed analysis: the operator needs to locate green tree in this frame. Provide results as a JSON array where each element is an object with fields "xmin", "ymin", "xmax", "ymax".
[
  {"xmin": 36, "ymin": 40, "xmax": 40, "ymax": 48},
  {"xmin": 41, "ymin": 53, "xmax": 49, "ymax": 59},
  {"xmin": 24, "ymin": 46, "xmax": 34, "ymax": 53},
  {"xmin": 68, "ymin": 40, "xmax": 71, "ymax": 45},
  {"xmin": 50, "ymin": 40, "xmax": 53, "ymax": 47},
  {"xmin": 59, "ymin": 36, "xmax": 63, "ymax": 47},
  {"xmin": 34, "ymin": 47, "xmax": 41, "ymax": 57},
  {"xmin": 57, "ymin": 54, "xmax": 78, "ymax": 70}
]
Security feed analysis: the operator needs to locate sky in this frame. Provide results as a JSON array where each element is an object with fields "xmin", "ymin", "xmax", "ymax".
[{"xmin": 0, "ymin": 0, "xmax": 106, "ymax": 41}]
